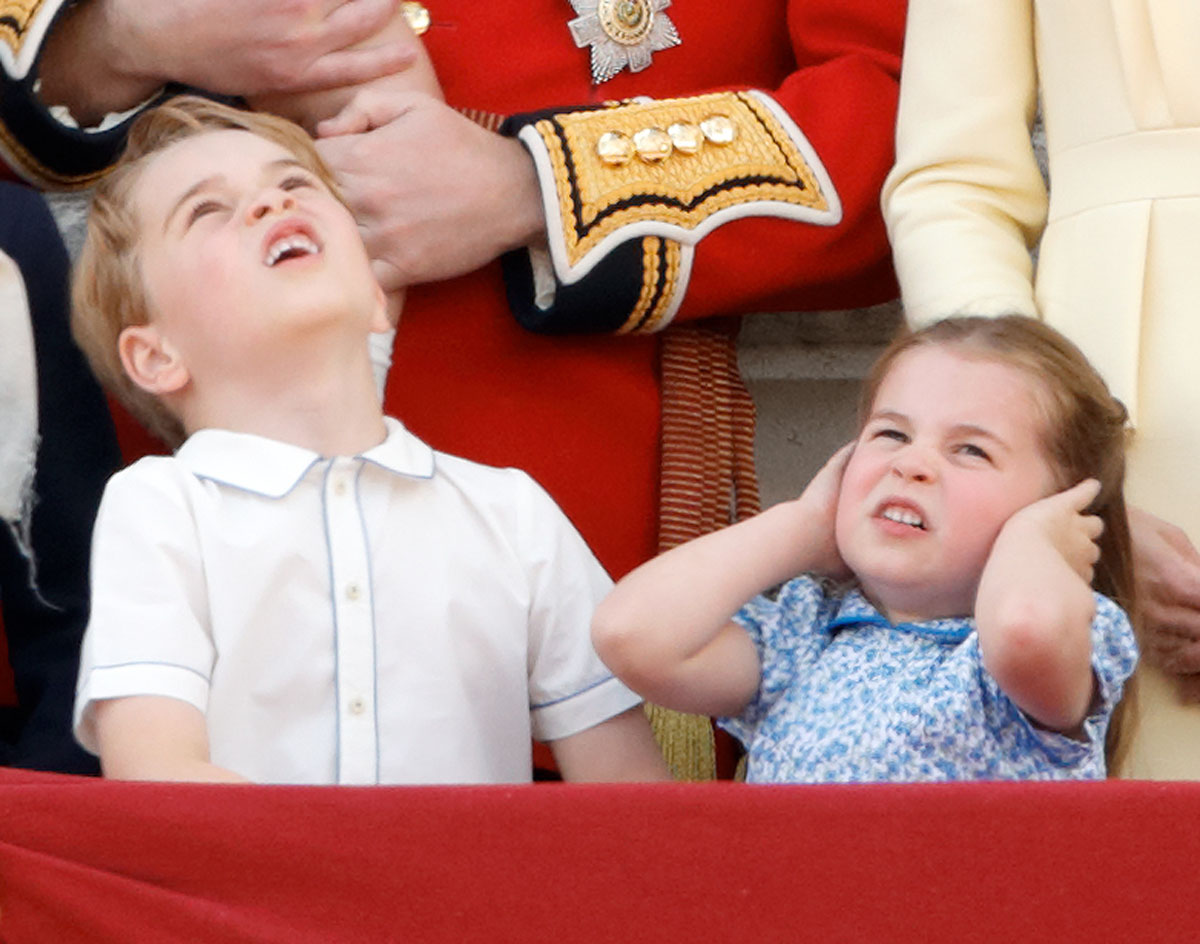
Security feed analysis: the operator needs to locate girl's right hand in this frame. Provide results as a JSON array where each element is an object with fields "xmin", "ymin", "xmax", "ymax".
[{"xmin": 790, "ymin": 442, "xmax": 855, "ymax": 580}]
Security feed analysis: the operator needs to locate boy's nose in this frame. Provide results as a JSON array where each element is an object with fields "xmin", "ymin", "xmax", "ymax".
[{"xmin": 249, "ymin": 190, "xmax": 295, "ymax": 221}]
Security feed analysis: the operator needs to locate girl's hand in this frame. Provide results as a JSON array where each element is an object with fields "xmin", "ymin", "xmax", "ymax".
[
  {"xmin": 976, "ymin": 479, "xmax": 1103, "ymax": 732},
  {"xmin": 996, "ymin": 478, "xmax": 1103, "ymax": 584},
  {"xmin": 788, "ymin": 442, "xmax": 854, "ymax": 580}
]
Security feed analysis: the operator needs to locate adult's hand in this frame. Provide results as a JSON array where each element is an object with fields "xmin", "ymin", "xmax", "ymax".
[
  {"xmin": 315, "ymin": 90, "xmax": 546, "ymax": 291},
  {"xmin": 38, "ymin": 0, "xmax": 414, "ymax": 126},
  {"xmin": 1129, "ymin": 506, "xmax": 1200, "ymax": 682}
]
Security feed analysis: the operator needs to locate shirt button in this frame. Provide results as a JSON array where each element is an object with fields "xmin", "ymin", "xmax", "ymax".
[
  {"xmin": 348, "ymin": 696, "xmax": 366, "ymax": 716},
  {"xmin": 345, "ymin": 582, "xmax": 361, "ymax": 602},
  {"xmin": 333, "ymin": 479, "xmax": 348, "ymax": 497}
]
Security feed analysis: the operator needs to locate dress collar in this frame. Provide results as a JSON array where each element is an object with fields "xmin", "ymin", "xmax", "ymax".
[
  {"xmin": 826, "ymin": 588, "xmax": 973, "ymax": 644},
  {"xmin": 176, "ymin": 416, "xmax": 435, "ymax": 498}
]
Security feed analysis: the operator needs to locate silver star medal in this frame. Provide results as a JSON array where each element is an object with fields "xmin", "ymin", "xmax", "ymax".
[{"xmin": 568, "ymin": 0, "xmax": 681, "ymax": 85}]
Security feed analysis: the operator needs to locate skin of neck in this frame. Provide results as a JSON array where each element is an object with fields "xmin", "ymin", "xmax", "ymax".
[
  {"xmin": 855, "ymin": 574, "xmax": 976, "ymax": 626},
  {"xmin": 169, "ymin": 329, "xmax": 389, "ymax": 457}
]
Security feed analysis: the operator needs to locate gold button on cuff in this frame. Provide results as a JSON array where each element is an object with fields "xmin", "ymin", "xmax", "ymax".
[
  {"xmin": 699, "ymin": 115, "xmax": 737, "ymax": 145},
  {"xmin": 633, "ymin": 127, "xmax": 672, "ymax": 163},
  {"xmin": 400, "ymin": 1, "xmax": 431, "ymax": 36},
  {"xmin": 667, "ymin": 122, "xmax": 703, "ymax": 155},
  {"xmin": 597, "ymin": 131, "xmax": 635, "ymax": 166}
]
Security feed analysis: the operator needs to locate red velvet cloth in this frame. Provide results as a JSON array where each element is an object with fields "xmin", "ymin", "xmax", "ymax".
[{"xmin": 1, "ymin": 773, "xmax": 1196, "ymax": 942}]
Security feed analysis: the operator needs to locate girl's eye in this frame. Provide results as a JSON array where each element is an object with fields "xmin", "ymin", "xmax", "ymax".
[{"xmin": 872, "ymin": 427, "xmax": 908, "ymax": 443}]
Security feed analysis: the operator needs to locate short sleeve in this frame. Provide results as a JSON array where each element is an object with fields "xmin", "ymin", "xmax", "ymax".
[
  {"xmin": 73, "ymin": 460, "xmax": 215, "ymax": 753},
  {"xmin": 978, "ymin": 592, "xmax": 1138, "ymax": 769},
  {"xmin": 719, "ymin": 576, "xmax": 838, "ymax": 748},
  {"xmin": 515, "ymin": 474, "xmax": 641, "ymax": 741}
]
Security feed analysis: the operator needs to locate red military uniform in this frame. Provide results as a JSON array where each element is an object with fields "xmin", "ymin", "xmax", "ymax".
[
  {"xmin": 389, "ymin": 0, "xmax": 904, "ymax": 579},
  {"xmin": 2, "ymin": 0, "xmax": 903, "ymax": 581}
]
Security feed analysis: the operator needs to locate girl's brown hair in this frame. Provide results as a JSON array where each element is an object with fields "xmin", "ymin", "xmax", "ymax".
[
  {"xmin": 860, "ymin": 315, "xmax": 1137, "ymax": 767},
  {"xmin": 71, "ymin": 96, "xmax": 343, "ymax": 448}
]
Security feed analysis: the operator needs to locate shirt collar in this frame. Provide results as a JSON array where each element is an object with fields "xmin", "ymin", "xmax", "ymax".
[
  {"xmin": 176, "ymin": 416, "xmax": 435, "ymax": 498},
  {"xmin": 827, "ymin": 588, "xmax": 973, "ymax": 644}
]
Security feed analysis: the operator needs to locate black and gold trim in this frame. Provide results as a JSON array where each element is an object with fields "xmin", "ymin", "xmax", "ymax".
[
  {"xmin": 0, "ymin": 0, "xmax": 149, "ymax": 187},
  {"xmin": 0, "ymin": 0, "xmax": 49, "ymax": 70},
  {"xmin": 617, "ymin": 236, "xmax": 682, "ymax": 334}
]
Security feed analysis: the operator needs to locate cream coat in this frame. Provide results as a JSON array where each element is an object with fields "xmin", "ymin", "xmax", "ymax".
[{"xmin": 883, "ymin": 0, "xmax": 1200, "ymax": 778}]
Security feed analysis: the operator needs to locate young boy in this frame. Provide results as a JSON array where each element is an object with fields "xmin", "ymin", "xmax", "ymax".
[{"xmin": 69, "ymin": 96, "xmax": 669, "ymax": 785}]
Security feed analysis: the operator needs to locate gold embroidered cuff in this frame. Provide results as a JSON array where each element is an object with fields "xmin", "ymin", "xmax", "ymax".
[
  {"xmin": 516, "ymin": 90, "xmax": 842, "ymax": 286},
  {"xmin": 1, "ymin": 0, "xmax": 64, "ymax": 78}
]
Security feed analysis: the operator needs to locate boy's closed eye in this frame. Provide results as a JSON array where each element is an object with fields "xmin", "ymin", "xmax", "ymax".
[
  {"xmin": 955, "ymin": 442, "xmax": 992, "ymax": 461},
  {"xmin": 279, "ymin": 173, "xmax": 317, "ymax": 192},
  {"xmin": 187, "ymin": 199, "xmax": 227, "ymax": 226}
]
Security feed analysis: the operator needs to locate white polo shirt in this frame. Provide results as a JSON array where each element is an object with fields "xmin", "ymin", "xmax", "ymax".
[{"xmin": 74, "ymin": 418, "xmax": 639, "ymax": 784}]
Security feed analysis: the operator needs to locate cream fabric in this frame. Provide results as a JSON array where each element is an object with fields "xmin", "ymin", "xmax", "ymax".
[{"xmin": 883, "ymin": 0, "xmax": 1200, "ymax": 778}]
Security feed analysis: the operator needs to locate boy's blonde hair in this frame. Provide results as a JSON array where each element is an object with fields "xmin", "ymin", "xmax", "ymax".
[{"xmin": 71, "ymin": 96, "xmax": 344, "ymax": 448}]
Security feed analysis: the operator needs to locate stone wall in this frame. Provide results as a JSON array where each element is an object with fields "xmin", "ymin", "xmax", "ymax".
[{"xmin": 739, "ymin": 302, "xmax": 902, "ymax": 508}]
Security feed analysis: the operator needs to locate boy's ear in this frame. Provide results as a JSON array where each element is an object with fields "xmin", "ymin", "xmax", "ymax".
[{"xmin": 118, "ymin": 324, "xmax": 190, "ymax": 395}]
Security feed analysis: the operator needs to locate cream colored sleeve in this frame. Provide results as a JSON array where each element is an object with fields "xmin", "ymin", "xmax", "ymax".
[{"xmin": 881, "ymin": 0, "xmax": 1046, "ymax": 327}]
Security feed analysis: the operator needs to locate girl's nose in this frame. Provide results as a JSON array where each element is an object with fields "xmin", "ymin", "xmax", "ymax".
[{"xmin": 890, "ymin": 447, "xmax": 934, "ymax": 483}]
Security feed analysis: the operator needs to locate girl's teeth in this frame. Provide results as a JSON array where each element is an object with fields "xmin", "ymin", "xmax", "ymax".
[{"xmin": 881, "ymin": 506, "xmax": 924, "ymax": 528}]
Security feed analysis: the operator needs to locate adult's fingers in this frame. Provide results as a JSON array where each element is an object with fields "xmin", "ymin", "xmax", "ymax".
[
  {"xmin": 1161, "ymin": 520, "xmax": 1200, "ymax": 568},
  {"xmin": 316, "ymin": 88, "xmax": 421, "ymax": 136},
  {"xmin": 1142, "ymin": 605, "xmax": 1200, "ymax": 673},
  {"xmin": 370, "ymin": 257, "xmax": 406, "ymax": 295},
  {"xmin": 300, "ymin": 42, "xmax": 417, "ymax": 94},
  {"xmin": 319, "ymin": 0, "xmax": 399, "ymax": 49}
]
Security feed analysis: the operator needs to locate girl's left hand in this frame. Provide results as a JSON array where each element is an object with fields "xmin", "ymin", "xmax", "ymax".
[{"xmin": 1000, "ymin": 478, "xmax": 1103, "ymax": 583}]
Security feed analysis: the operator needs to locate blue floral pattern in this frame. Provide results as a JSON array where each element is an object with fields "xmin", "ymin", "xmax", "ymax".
[{"xmin": 719, "ymin": 577, "xmax": 1138, "ymax": 782}]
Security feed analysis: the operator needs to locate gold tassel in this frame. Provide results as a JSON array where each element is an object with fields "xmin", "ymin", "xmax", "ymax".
[{"xmin": 646, "ymin": 322, "xmax": 761, "ymax": 780}]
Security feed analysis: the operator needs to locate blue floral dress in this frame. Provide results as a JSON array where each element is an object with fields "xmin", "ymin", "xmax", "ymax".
[{"xmin": 719, "ymin": 577, "xmax": 1138, "ymax": 782}]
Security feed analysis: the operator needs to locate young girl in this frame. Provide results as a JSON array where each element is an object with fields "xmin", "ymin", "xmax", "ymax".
[{"xmin": 593, "ymin": 315, "xmax": 1138, "ymax": 781}]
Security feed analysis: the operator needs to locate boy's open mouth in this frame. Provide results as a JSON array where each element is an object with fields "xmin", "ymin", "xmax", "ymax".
[{"xmin": 265, "ymin": 233, "xmax": 320, "ymax": 267}]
